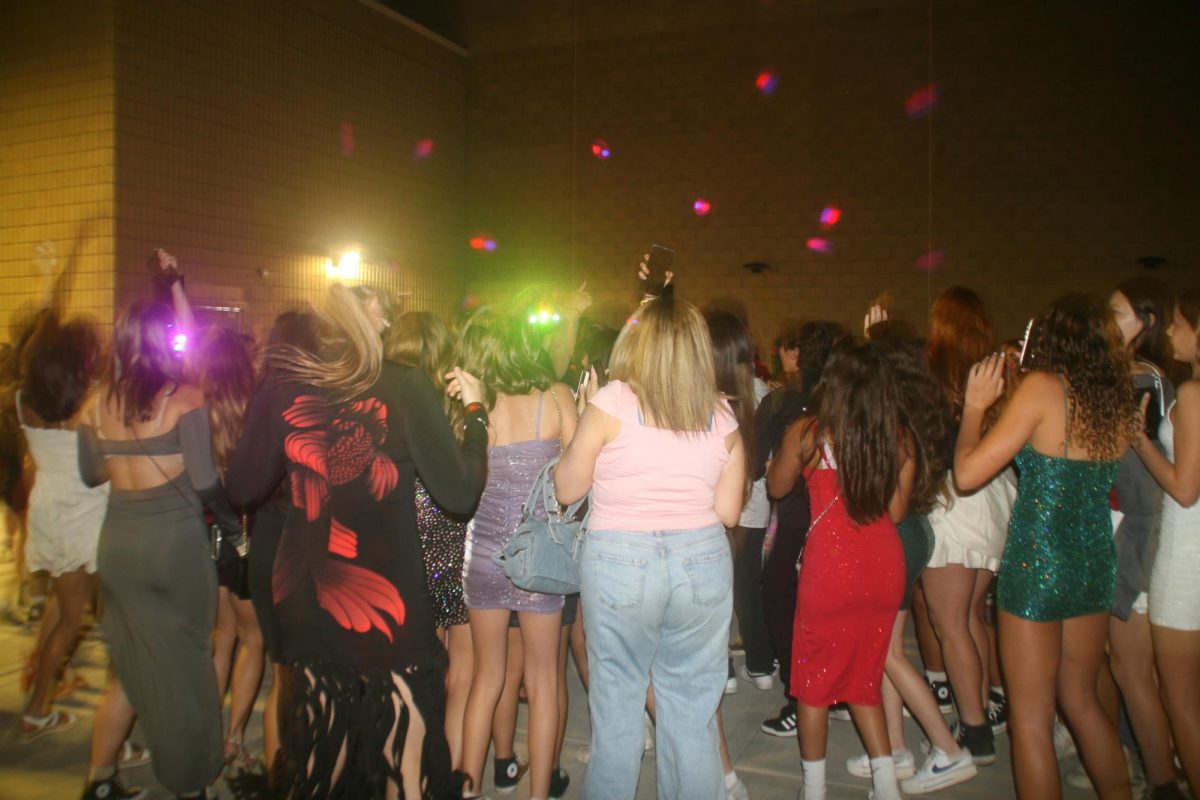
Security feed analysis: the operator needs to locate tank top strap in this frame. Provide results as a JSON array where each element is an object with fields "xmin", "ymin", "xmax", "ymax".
[
  {"xmin": 533, "ymin": 390, "xmax": 545, "ymax": 441},
  {"xmin": 1056, "ymin": 373, "xmax": 1070, "ymax": 456},
  {"xmin": 819, "ymin": 439, "xmax": 837, "ymax": 468}
]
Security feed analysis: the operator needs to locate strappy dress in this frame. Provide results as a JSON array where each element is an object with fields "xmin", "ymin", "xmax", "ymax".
[
  {"xmin": 463, "ymin": 390, "xmax": 564, "ymax": 614},
  {"xmin": 78, "ymin": 402, "xmax": 226, "ymax": 794},
  {"xmin": 18, "ymin": 390, "xmax": 108, "ymax": 576}
]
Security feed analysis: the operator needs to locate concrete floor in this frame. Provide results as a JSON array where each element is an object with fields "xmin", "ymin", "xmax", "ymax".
[{"xmin": 0, "ymin": 552, "xmax": 1103, "ymax": 799}]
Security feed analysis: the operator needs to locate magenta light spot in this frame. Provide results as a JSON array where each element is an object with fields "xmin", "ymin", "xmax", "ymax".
[
  {"xmin": 414, "ymin": 138, "xmax": 434, "ymax": 158},
  {"xmin": 916, "ymin": 250, "xmax": 944, "ymax": 272},
  {"xmin": 693, "ymin": 198, "xmax": 712, "ymax": 216},
  {"xmin": 905, "ymin": 84, "xmax": 939, "ymax": 118},
  {"xmin": 806, "ymin": 238, "xmax": 832, "ymax": 254},
  {"xmin": 590, "ymin": 139, "xmax": 611, "ymax": 159},
  {"xmin": 172, "ymin": 333, "xmax": 189, "ymax": 353},
  {"xmin": 755, "ymin": 71, "xmax": 779, "ymax": 96},
  {"xmin": 469, "ymin": 236, "xmax": 498, "ymax": 252},
  {"xmin": 340, "ymin": 122, "xmax": 355, "ymax": 157},
  {"xmin": 819, "ymin": 206, "xmax": 842, "ymax": 229}
]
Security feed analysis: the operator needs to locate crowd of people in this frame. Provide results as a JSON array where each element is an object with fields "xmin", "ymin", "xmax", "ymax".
[{"xmin": 1, "ymin": 249, "xmax": 1198, "ymax": 800}]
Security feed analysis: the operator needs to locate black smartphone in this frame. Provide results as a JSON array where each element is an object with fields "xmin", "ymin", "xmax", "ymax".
[{"xmin": 645, "ymin": 243, "xmax": 675, "ymax": 281}]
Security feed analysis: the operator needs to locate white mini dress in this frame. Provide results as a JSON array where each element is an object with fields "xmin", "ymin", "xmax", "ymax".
[{"xmin": 1149, "ymin": 402, "xmax": 1200, "ymax": 630}]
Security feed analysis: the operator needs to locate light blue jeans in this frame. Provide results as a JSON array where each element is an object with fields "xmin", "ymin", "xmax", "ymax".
[{"xmin": 580, "ymin": 524, "xmax": 731, "ymax": 800}]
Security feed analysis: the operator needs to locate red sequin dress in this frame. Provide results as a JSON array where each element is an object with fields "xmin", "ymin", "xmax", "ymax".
[{"xmin": 791, "ymin": 447, "xmax": 904, "ymax": 707}]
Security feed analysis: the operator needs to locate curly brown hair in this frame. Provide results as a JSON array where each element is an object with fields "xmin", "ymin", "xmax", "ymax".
[{"xmin": 1025, "ymin": 293, "xmax": 1137, "ymax": 460}]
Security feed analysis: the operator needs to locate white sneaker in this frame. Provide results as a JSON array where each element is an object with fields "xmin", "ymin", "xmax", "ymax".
[
  {"xmin": 575, "ymin": 743, "xmax": 591, "ymax": 764},
  {"xmin": 846, "ymin": 748, "xmax": 915, "ymax": 779},
  {"xmin": 738, "ymin": 665, "xmax": 775, "ymax": 691},
  {"xmin": 900, "ymin": 747, "xmax": 978, "ymax": 795},
  {"xmin": 726, "ymin": 776, "xmax": 750, "ymax": 800},
  {"xmin": 725, "ymin": 676, "xmax": 739, "ymax": 695},
  {"xmin": 828, "ymin": 705, "xmax": 851, "ymax": 722}
]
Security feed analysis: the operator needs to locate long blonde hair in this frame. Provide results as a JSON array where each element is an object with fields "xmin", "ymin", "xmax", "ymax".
[
  {"xmin": 268, "ymin": 284, "xmax": 383, "ymax": 401},
  {"xmin": 609, "ymin": 296, "xmax": 724, "ymax": 433}
]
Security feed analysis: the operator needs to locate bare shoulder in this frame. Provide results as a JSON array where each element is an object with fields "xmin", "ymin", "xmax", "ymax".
[
  {"xmin": 1176, "ymin": 380, "xmax": 1200, "ymax": 408},
  {"xmin": 550, "ymin": 382, "xmax": 575, "ymax": 409}
]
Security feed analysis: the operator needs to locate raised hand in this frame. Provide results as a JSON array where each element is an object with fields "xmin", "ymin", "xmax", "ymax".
[{"xmin": 964, "ymin": 353, "xmax": 1005, "ymax": 412}]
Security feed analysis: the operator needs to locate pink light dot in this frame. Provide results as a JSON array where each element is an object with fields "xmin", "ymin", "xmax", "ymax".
[
  {"xmin": 916, "ymin": 250, "xmax": 944, "ymax": 272},
  {"xmin": 755, "ymin": 71, "xmax": 779, "ymax": 96},
  {"xmin": 905, "ymin": 84, "xmax": 939, "ymax": 118},
  {"xmin": 819, "ymin": 206, "xmax": 841, "ymax": 228},
  {"xmin": 806, "ymin": 238, "xmax": 832, "ymax": 254},
  {"xmin": 340, "ymin": 122, "xmax": 355, "ymax": 157},
  {"xmin": 414, "ymin": 138, "xmax": 434, "ymax": 158},
  {"xmin": 591, "ymin": 139, "xmax": 611, "ymax": 159},
  {"xmin": 693, "ymin": 198, "xmax": 712, "ymax": 216},
  {"xmin": 483, "ymin": 238, "xmax": 498, "ymax": 251}
]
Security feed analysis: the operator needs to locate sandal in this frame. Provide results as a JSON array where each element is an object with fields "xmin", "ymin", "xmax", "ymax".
[
  {"xmin": 119, "ymin": 739, "xmax": 152, "ymax": 768},
  {"xmin": 18, "ymin": 710, "xmax": 79, "ymax": 743},
  {"xmin": 223, "ymin": 740, "xmax": 261, "ymax": 779}
]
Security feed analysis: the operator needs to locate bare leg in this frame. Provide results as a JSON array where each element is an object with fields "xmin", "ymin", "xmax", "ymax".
[
  {"xmin": 554, "ymin": 619, "xmax": 570, "ymax": 771},
  {"xmin": 211, "ymin": 586, "xmax": 237, "ymax": 699},
  {"xmin": 923, "ymin": 565, "xmax": 987, "ymax": 725},
  {"xmin": 459, "ymin": 609, "xmax": 510, "ymax": 795},
  {"xmin": 1152, "ymin": 624, "xmax": 1200, "ymax": 794},
  {"xmin": 262, "ymin": 664, "xmax": 282, "ymax": 776},
  {"xmin": 848, "ymin": 703, "xmax": 891, "ymax": 758},
  {"xmin": 23, "ymin": 568, "xmax": 90, "ymax": 721},
  {"xmin": 492, "ymin": 626, "xmax": 523, "ymax": 761},
  {"xmin": 999, "ymin": 611, "xmax": 1063, "ymax": 800},
  {"xmin": 443, "ymin": 622, "xmax": 473, "ymax": 769},
  {"xmin": 225, "ymin": 596, "xmax": 264, "ymax": 752},
  {"xmin": 570, "ymin": 606, "xmax": 590, "ymax": 691},
  {"xmin": 968, "ymin": 570, "xmax": 994, "ymax": 710},
  {"xmin": 798, "ymin": 703, "xmax": 829, "ymax": 761},
  {"xmin": 518, "ymin": 610, "xmax": 563, "ymax": 799},
  {"xmin": 87, "ymin": 676, "xmax": 136, "ymax": 779},
  {"xmin": 1058, "ymin": 614, "xmax": 1130, "ymax": 799},
  {"xmin": 883, "ymin": 610, "xmax": 961, "ymax": 755},
  {"xmin": 717, "ymin": 708, "xmax": 733, "ymax": 772},
  {"xmin": 1109, "ymin": 612, "xmax": 1175, "ymax": 786}
]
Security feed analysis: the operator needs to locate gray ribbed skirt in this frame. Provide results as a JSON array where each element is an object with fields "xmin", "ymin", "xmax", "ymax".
[{"xmin": 96, "ymin": 481, "xmax": 223, "ymax": 793}]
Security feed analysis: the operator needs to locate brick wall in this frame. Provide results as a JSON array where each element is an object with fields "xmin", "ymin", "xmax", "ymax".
[
  {"xmin": 1, "ymin": 0, "xmax": 467, "ymax": 346},
  {"xmin": 463, "ymin": 0, "xmax": 1200, "ymax": 351},
  {"xmin": 112, "ymin": 0, "xmax": 469, "ymax": 341},
  {"xmin": 0, "ymin": 0, "xmax": 117, "ymax": 342}
]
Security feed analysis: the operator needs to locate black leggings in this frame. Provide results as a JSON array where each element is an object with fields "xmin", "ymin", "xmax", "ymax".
[{"xmin": 730, "ymin": 526, "xmax": 775, "ymax": 674}]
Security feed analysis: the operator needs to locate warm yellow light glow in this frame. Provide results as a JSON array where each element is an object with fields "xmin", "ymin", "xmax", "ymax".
[{"xmin": 324, "ymin": 249, "xmax": 362, "ymax": 280}]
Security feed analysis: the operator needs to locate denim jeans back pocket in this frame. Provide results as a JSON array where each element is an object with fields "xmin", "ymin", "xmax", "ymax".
[
  {"xmin": 683, "ymin": 546, "xmax": 732, "ymax": 607},
  {"xmin": 589, "ymin": 550, "xmax": 648, "ymax": 610}
]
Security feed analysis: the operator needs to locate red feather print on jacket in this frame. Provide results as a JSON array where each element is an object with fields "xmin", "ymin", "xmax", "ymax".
[{"xmin": 273, "ymin": 393, "xmax": 406, "ymax": 641}]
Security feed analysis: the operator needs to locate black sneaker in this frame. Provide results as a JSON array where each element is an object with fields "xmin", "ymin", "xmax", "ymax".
[
  {"xmin": 493, "ymin": 755, "xmax": 528, "ymax": 794},
  {"xmin": 761, "ymin": 705, "xmax": 798, "ymax": 737},
  {"xmin": 957, "ymin": 722, "xmax": 996, "ymax": 766},
  {"xmin": 986, "ymin": 692, "xmax": 1008, "ymax": 735},
  {"xmin": 549, "ymin": 767, "xmax": 570, "ymax": 800},
  {"xmin": 82, "ymin": 775, "xmax": 146, "ymax": 800},
  {"xmin": 928, "ymin": 676, "xmax": 955, "ymax": 714}
]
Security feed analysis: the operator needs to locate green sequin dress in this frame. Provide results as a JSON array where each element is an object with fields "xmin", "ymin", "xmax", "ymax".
[{"xmin": 999, "ymin": 443, "xmax": 1121, "ymax": 621}]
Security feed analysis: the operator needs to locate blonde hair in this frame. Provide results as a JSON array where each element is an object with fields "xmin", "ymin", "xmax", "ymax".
[
  {"xmin": 609, "ymin": 297, "xmax": 724, "ymax": 433},
  {"xmin": 268, "ymin": 283, "xmax": 382, "ymax": 401}
]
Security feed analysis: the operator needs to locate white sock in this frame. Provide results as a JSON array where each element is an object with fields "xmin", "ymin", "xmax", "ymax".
[
  {"xmin": 990, "ymin": 685, "xmax": 1005, "ymax": 698},
  {"xmin": 925, "ymin": 669, "xmax": 947, "ymax": 682},
  {"xmin": 870, "ymin": 755, "xmax": 901, "ymax": 800},
  {"xmin": 801, "ymin": 759, "xmax": 826, "ymax": 799},
  {"xmin": 724, "ymin": 770, "xmax": 739, "ymax": 789}
]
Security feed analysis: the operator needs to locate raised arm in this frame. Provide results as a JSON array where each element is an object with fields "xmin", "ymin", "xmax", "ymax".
[
  {"xmin": 225, "ymin": 381, "xmax": 287, "ymax": 509},
  {"xmin": 402, "ymin": 366, "xmax": 488, "ymax": 515},
  {"xmin": 1133, "ymin": 381, "xmax": 1200, "ymax": 507},
  {"xmin": 955, "ymin": 356, "xmax": 1042, "ymax": 491}
]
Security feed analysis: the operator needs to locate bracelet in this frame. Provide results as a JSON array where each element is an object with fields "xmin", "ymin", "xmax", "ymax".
[{"xmin": 463, "ymin": 402, "xmax": 484, "ymax": 415}]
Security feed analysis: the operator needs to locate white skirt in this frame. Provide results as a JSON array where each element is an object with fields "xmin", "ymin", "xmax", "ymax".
[
  {"xmin": 926, "ymin": 469, "xmax": 1017, "ymax": 573},
  {"xmin": 1149, "ymin": 494, "xmax": 1200, "ymax": 630}
]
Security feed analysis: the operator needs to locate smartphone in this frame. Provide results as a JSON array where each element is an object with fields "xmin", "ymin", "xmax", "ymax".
[
  {"xmin": 1017, "ymin": 318, "xmax": 1035, "ymax": 370},
  {"xmin": 575, "ymin": 368, "xmax": 591, "ymax": 399},
  {"xmin": 645, "ymin": 243, "xmax": 675, "ymax": 282},
  {"xmin": 1138, "ymin": 374, "xmax": 1166, "ymax": 438}
]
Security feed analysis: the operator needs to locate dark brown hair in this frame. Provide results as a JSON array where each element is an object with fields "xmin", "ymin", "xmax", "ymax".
[
  {"xmin": 813, "ymin": 342, "xmax": 905, "ymax": 525},
  {"xmin": 20, "ymin": 314, "xmax": 99, "ymax": 423},
  {"xmin": 105, "ymin": 299, "xmax": 181, "ymax": 425},
  {"xmin": 707, "ymin": 311, "xmax": 757, "ymax": 489},
  {"xmin": 194, "ymin": 326, "xmax": 256, "ymax": 474},
  {"xmin": 1025, "ymin": 293, "xmax": 1137, "ymax": 459}
]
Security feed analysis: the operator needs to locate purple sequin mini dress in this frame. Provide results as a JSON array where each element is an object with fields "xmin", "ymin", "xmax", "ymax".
[{"xmin": 463, "ymin": 434, "xmax": 564, "ymax": 614}]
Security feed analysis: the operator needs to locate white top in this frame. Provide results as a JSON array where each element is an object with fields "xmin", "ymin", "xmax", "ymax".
[{"xmin": 738, "ymin": 377, "xmax": 771, "ymax": 528}]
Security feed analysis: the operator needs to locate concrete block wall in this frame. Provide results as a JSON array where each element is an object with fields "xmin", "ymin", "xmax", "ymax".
[
  {"xmin": 0, "ymin": 0, "xmax": 117, "ymax": 342},
  {"xmin": 463, "ymin": 0, "xmax": 1200, "ymax": 352},
  {"xmin": 112, "ymin": 0, "xmax": 469, "ymax": 341}
]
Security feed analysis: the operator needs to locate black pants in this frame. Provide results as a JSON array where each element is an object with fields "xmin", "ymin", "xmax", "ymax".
[
  {"xmin": 760, "ymin": 487, "xmax": 810, "ymax": 706},
  {"xmin": 730, "ymin": 526, "xmax": 775, "ymax": 674}
]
